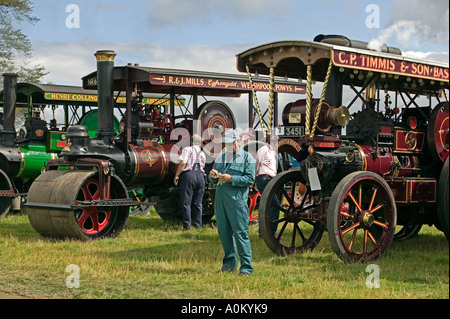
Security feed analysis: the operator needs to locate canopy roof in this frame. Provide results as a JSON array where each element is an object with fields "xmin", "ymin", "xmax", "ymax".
[
  {"xmin": 82, "ymin": 65, "xmax": 306, "ymax": 97},
  {"xmin": 0, "ymin": 83, "xmax": 183, "ymax": 108},
  {"xmin": 236, "ymin": 39, "xmax": 449, "ymax": 93}
]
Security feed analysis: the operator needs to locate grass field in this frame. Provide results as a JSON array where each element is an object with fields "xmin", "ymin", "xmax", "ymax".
[{"xmin": 0, "ymin": 210, "xmax": 448, "ymax": 300}]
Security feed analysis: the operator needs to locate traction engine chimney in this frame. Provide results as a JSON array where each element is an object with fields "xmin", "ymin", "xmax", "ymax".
[
  {"xmin": 1, "ymin": 73, "xmax": 19, "ymax": 147},
  {"xmin": 95, "ymin": 50, "xmax": 116, "ymax": 145}
]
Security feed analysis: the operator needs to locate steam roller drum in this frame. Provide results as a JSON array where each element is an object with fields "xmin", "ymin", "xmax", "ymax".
[
  {"xmin": 27, "ymin": 170, "xmax": 129, "ymax": 240},
  {"xmin": 195, "ymin": 101, "xmax": 236, "ymax": 158}
]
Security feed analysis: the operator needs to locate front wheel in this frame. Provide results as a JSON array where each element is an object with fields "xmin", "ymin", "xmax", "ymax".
[
  {"xmin": 327, "ymin": 171, "xmax": 397, "ymax": 263},
  {"xmin": 259, "ymin": 170, "xmax": 326, "ymax": 256}
]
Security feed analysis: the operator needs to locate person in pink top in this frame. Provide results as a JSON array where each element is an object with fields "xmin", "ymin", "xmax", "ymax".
[{"xmin": 255, "ymin": 135, "xmax": 280, "ymax": 233}]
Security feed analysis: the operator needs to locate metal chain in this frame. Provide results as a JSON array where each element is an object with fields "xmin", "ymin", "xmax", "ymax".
[
  {"xmin": 305, "ymin": 65, "xmax": 313, "ymax": 136},
  {"xmin": 246, "ymin": 65, "xmax": 266, "ymax": 134},
  {"xmin": 310, "ymin": 59, "xmax": 334, "ymax": 139},
  {"xmin": 267, "ymin": 67, "xmax": 275, "ymax": 136}
]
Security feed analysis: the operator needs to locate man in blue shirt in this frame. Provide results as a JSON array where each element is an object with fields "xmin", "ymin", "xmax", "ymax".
[{"xmin": 209, "ymin": 129, "xmax": 255, "ymax": 275}]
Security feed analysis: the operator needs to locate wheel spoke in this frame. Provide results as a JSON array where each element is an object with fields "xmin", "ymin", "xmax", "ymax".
[
  {"xmin": 348, "ymin": 192, "xmax": 362, "ymax": 213},
  {"xmin": 348, "ymin": 228, "xmax": 358, "ymax": 251},
  {"xmin": 271, "ymin": 203, "xmax": 287, "ymax": 214},
  {"xmin": 370, "ymin": 204, "xmax": 383, "ymax": 214},
  {"xmin": 291, "ymin": 223, "xmax": 298, "ymax": 248},
  {"xmin": 363, "ymin": 230, "xmax": 368, "ymax": 254},
  {"xmin": 281, "ymin": 187, "xmax": 293, "ymax": 207},
  {"xmin": 298, "ymin": 186, "xmax": 310, "ymax": 208},
  {"xmin": 373, "ymin": 220, "xmax": 388, "ymax": 229},
  {"xmin": 296, "ymin": 223, "xmax": 307, "ymax": 242},
  {"xmin": 272, "ymin": 216, "xmax": 287, "ymax": 225},
  {"xmin": 276, "ymin": 221, "xmax": 288, "ymax": 242},
  {"xmin": 367, "ymin": 230, "xmax": 377, "ymax": 244},
  {"xmin": 77, "ymin": 208, "xmax": 92, "ymax": 227},
  {"xmin": 341, "ymin": 222, "xmax": 360, "ymax": 235},
  {"xmin": 369, "ymin": 187, "xmax": 378, "ymax": 211},
  {"xmin": 80, "ymin": 184, "xmax": 93, "ymax": 201},
  {"xmin": 359, "ymin": 184, "xmax": 362, "ymax": 209},
  {"xmin": 340, "ymin": 211, "xmax": 353, "ymax": 218},
  {"xmin": 91, "ymin": 211, "xmax": 100, "ymax": 231}
]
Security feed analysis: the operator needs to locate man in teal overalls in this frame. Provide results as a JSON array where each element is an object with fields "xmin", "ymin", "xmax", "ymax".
[{"xmin": 209, "ymin": 129, "xmax": 255, "ymax": 275}]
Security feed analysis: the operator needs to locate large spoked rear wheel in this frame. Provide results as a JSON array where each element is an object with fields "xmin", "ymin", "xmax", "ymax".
[
  {"xmin": 259, "ymin": 170, "xmax": 326, "ymax": 256},
  {"xmin": 327, "ymin": 171, "xmax": 397, "ymax": 263},
  {"xmin": 27, "ymin": 170, "xmax": 129, "ymax": 240}
]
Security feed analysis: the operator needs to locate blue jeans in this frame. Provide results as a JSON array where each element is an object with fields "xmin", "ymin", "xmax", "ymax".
[
  {"xmin": 178, "ymin": 170, "xmax": 205, "ymax": 229},
  {"xmin": 256, "ymin": 175, "xmax": 280, "ymax": 233}
]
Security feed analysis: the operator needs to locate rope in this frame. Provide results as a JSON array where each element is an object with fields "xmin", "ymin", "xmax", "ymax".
[
  {"xmin": 246, "ymin": 65, "xmax": 266, "ymax": 134},
  {"xmin": 310, "ymin": 59, "xmax": 333, "ymax": 138},
  {"xmin": 267, "ymin": 67, "xmax": 275, "ymax": 136},
  {"xmin": 305, "ymin": 65, "xmax": 313, "ymax": 136}
]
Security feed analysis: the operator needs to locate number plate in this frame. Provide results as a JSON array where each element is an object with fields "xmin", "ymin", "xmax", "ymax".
[{"xmin": 284, "ymin": 126, "xmax": 305, "ymax": 137}]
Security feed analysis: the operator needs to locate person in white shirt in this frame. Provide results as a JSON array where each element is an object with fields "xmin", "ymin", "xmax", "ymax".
[
  {"xmin": 174, "ymin": 134, "xmax": 206, "ymax": 230},
  {"xmin": 255, "ymin": 135, "xmax": 280, "ymax": 233}
]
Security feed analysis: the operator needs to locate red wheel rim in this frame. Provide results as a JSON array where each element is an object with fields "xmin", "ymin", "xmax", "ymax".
[
  {"xmin": 336, "ymin": 176, "xmax": 395, "ymax": 261},
  {"xmin": 75, "ymin": 179, "xmax": 112, "ymax": 235}
]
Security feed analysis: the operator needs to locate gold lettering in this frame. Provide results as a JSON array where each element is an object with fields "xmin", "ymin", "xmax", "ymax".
[
  {"xmin": 338, "ymin": 51, "xmax": 348, "ymax": 64},
  {"xmin": 369, "ymin": 56, "xmax": 378, "ymax": 69},
  {"xmin": 349, "ymin": 53, "xmax": 357, "ymax": 65},
  {"xmin": 378, "ymin": 58, "xmax": 387, "ymax": 70},
  {"xmin": 389, "ymin": 60, "xmax": 396, "ymax": 71},
  {"xmin": 401, "ymin": 62, "xmax": 409, "ymax": 73}
]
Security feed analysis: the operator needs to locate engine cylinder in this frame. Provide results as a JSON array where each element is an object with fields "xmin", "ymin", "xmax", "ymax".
[{"xmin": 127, "ymin": 143, "xmax": 178, "ymax": 185}]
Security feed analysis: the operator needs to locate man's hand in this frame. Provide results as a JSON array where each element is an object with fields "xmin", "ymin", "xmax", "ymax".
[
  {"xmin": 174, "ymin": 176, "xmax": 180, "ymax": 186},
  {"xmin": 209, "ymin": 169, "xmax": 220, "ymax": 179},
  {"xmin": 219, "ymin": 174, "xmax": 232, "ymax": 184}
]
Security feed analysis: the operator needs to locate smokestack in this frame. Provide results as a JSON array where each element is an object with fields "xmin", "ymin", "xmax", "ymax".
[
  {"xmin": 1, "ymin": 73, "xmax": 19, "ymax": 147},
  {"xmin": 94, "ymin": 50, "xmax": 116, "ymax": 145}
]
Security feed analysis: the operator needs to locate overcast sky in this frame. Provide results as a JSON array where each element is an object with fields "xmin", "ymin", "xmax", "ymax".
[{"xmin": 17, "ymin": 0, "xmax": 450, "ymax": 128}]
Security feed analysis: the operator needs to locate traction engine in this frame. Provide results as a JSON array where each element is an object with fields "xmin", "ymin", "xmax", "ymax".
[
  {"xmin": 237, "ymin": 35, "xmax": 449, "ymax": 262},
  {"xmin": 25, "ymin": 51, "xmax": 236, "ymax": 239},
  {"xmin": 0, "ymin": 74, "xmax": 61, "ymax": 218},
  {"xmin": 268, "ymin": 97, "xmax": 448, "ymax": 262}
]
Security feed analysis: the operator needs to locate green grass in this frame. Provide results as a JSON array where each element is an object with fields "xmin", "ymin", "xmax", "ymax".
[{"xmin": 0, "ymin": 211, "xmax": 448, "ymax": 299}]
